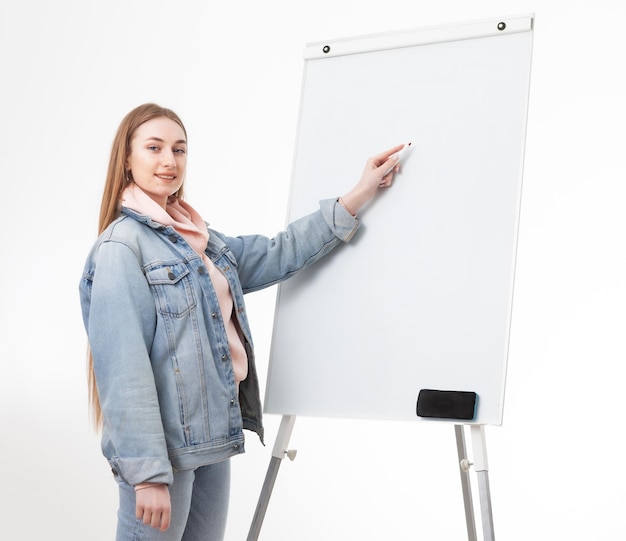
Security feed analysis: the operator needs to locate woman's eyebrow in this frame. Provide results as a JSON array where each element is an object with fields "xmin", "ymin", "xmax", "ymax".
[{"xmin": 144, "ymin": 136, "xmax": 187, "ymax": 145}]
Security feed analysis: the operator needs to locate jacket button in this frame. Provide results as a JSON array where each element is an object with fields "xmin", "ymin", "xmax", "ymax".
[
  {"xmin": 168, "ymin": 235, "xmax": 177, "ymax": 243},
  {"xmin": 198, "ymin": 266, "xmax": 206, "ymax": 274},
  {"xmin": 221, "ymin": 354, "xmax": 227, "ymax": 361},
  {"xmin": 211, "ymin": 312, "xmax": 217, "ymax": 318},
  {"xmin": 230, "ymin": 399, "xmax": 235, "ymax": 405}
]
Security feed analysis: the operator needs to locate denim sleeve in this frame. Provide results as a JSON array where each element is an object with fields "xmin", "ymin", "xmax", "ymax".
[
  {"xmin": 82, "ymin": 239, "xmax": 173, "ymax": 486},
  {"xmin": 223, "ymin": 198, "xmax": 360, "ymax": 293}
]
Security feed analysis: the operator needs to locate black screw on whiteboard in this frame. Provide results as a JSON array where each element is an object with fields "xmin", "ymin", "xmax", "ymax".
[
  {"xmin": 322, "ymin": 45, "xmax": 331, "ymax": 54},
  {"xmin": 497, "ymin": 22, "xmax": 506, "ymax": 31}
]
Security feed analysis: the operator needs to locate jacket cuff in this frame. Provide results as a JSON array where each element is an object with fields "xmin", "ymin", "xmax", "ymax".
[
  {"xmin": 319, "ymin": 198, "xmax": 361, "ymax": 243},
  {"xmin": 109, "ymin": 457, "xmax": 174, "ymax": 486}
]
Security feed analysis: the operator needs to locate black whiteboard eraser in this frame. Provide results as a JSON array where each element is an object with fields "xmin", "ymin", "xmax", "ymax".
[{"xmin": 416, "ymin": 389, "xmax": 477, "ymax": 420}]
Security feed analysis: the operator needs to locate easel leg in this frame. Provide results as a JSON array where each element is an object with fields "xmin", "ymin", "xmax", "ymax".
[
  {"xmin": 247, "ymin": 415, "xmax": 297, "ymax": 541},
  {"xmin": 455, "ymin": 425, "xmax": 478, "ymax": 541},
  {"xmin": 470, "ymin": 425, "xmax": 496, "ymax": 541}
]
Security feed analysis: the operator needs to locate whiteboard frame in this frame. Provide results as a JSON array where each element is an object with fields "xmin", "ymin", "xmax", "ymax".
[
  {"xmin": 265, "ymin": 16, "xmax": 534, "ymax": 426},
  {"xmin": 303, "ymin": 14, "xmax": 533, "ymax": 59}
]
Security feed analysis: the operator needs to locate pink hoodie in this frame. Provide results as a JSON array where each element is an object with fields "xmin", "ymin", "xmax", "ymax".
[{"xmin": 122, "ymin": 184, "xmax": 248, "ymax": 385}]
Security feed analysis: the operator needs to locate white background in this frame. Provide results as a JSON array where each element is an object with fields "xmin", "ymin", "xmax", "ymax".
[{"xmin": 1, "ymin": 1, "xmax": 624, "ymax": 540}]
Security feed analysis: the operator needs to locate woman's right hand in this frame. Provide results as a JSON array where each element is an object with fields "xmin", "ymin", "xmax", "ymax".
[
  {"xmin": 135, "ymin": 483, "xmax": 171, "ymax": 531},
  {"xmin": 339, "ymin": 144, "xmax": 405, "ymax": 216}
]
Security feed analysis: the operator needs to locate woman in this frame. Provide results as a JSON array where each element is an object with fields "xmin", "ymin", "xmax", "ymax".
[{"xmin": 79, "ymin": 103, "xmax": 402, "ymax": 540}]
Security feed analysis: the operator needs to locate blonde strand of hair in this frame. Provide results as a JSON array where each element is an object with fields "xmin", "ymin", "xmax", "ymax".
[{"xmin": 88, "ymin": 103, "xmax": 188, "ymax": 429}]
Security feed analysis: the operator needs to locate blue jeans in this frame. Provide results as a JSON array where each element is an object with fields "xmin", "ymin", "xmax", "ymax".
[{"xmin": 115, "ymin": 460, "xmax": 230, "ymax": 541}]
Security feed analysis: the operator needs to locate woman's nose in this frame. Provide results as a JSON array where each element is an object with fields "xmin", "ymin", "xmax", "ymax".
[{"xmin": 161, "ymin": 151, "xmax": 176, "ymax": 168}]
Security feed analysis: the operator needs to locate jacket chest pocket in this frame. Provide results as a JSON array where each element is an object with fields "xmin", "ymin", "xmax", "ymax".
[{"xmin": 145, "ymin": 263, "xmax": 196, "ymax": 318}]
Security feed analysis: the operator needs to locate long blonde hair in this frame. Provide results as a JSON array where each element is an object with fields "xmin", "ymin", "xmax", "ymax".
[{"xmin": 88, "ymin": 103, "xmax": 188, "ymax": 428}]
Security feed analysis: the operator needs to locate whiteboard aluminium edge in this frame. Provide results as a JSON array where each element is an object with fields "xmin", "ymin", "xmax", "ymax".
[{"xmin": 303, "ymin": 13, "xmax": 534, "ymax": 60}]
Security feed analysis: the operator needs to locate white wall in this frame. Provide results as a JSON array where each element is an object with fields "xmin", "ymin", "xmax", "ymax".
[{"xmin": 1, "ymin": 1, "xmax": 624, "ymax": 539}]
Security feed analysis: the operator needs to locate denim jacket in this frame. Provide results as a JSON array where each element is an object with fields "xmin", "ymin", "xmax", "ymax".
[{"xmin": 79, "ymin": 198, "xmax": 359, "ymax": 486}]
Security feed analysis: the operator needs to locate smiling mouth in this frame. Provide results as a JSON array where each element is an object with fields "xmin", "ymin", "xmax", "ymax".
[{"xmin": 156, "ymin": 174, "xmax": 176, "ymax": 181}]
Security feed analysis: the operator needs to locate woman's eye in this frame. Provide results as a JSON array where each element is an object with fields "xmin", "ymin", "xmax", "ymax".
[
  {"xmin": 148, "ymin": 145, "xmax": 159, "ymax": 151},
  {"xmin": 174, "ymin": 148, "xmax": 187, "ymax": 155}
]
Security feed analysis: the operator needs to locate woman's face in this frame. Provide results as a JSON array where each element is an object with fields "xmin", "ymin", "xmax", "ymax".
[{"xmin": 127, "ymin": 116, "xmax": 187, "ymax": 208}]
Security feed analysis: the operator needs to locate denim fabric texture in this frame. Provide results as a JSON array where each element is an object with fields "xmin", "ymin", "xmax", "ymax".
[{"xmin": 79, "ymin": 198, "xmax": 359, "ymax": 486}]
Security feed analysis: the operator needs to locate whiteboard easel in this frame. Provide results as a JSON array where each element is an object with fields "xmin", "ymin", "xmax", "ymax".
[
  {"xmin": 248, "ymin": 417, "xmax": 494, "ymax": 540},
  {"xmin": 250, "ymin": 15, "xmax": 533, "ymax": 539}
]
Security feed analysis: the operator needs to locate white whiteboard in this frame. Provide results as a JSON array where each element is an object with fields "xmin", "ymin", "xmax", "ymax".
[{"xmin": 264, "ymin": 15, "xmax": 534, "ymax": 425}]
